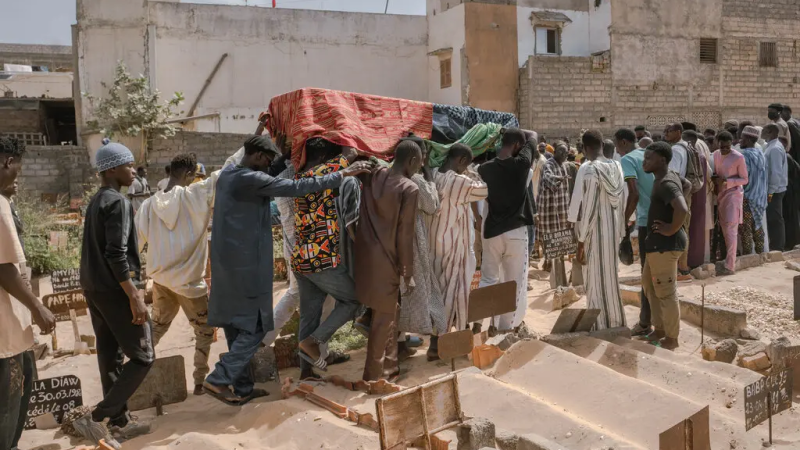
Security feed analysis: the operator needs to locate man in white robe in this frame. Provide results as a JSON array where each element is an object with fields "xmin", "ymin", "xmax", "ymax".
[{"xmin": 569, "ymin": 130, "xmax": 627, "ymax": 330}]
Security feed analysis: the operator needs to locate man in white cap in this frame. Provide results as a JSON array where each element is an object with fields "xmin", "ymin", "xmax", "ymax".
[{"xmin": 76, "ymin": 140, "xmax": 153, "ymax": 448}]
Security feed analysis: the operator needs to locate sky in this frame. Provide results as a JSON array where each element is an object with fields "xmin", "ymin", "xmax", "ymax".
[{"xmin": 0, "ymin": 0, "xmax": 426, "ymax": 46}]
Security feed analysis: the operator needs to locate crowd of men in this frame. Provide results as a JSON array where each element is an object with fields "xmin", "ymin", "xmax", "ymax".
[{"xmin": 0, "ymin": 101, "xmax": 796, "ymax": 448}]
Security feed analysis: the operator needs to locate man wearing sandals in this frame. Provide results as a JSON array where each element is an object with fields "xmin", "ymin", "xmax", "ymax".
[{"xmin": 203, "ymin": 136, "xmax": 373, "ymax": 405}]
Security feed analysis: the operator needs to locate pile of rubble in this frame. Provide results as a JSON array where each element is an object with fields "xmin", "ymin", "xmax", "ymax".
[{"xmin": 703, "ymin": 286, "xmax": 799, "ymax": 340}]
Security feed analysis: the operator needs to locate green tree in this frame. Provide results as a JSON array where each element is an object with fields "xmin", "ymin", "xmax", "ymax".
[{"xmin": 84, "ymin": 62, "xmax": 184, "ymax": 160}]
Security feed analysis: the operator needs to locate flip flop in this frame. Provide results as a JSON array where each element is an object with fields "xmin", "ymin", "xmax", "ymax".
[
  {"xmin": 203, "ymin": 382, "xmax": 243, "ymax": 406},
  {"xmin": 237, "ymin": 388, "xmax": 269, "ymax": 406},
  {"xmin": 299, "ymin": 350, "xmax": 328, "ymax": 371}
]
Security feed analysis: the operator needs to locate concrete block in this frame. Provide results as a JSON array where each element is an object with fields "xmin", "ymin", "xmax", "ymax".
[
  {"xmin": 618, "ymin": 275, "xmax": 642, "ymax": 286},
  {"xmin": 786, "ymin": 261, "xmax": 800, "ymax": 272},
  {"xmin": 619, "ymin": 284, "xmax": 641, "ymax": 307},
  {"xmin": 34, "ymin": 412, "xmax": 59, "ymax": 430},
  {"xmin": 457, "ymin": 418, "xmax": 495, "ymax": 450},
  {"xmin": 485, "ymin": 333, "xmax": 520, "ymax": 352},
  {"xmin": 701, "ymin": 339, "xmax": 738, "ymax": 363},
  {"xmin": 739, "ymin": 327, "xmax": 760, "ymax": 340},
  {"xmin": 589, "ymin": 326, "xmax": 631, "ymax": 342},
  {"xmin": 767, "ymin": 336, "xmax": 800, "ymax": 371},
  {"xmin": 740, "ymin": 352, "xmax": 771, "ymax": 371},
  {"xmin": 735, "ymin": 253, "xmax": 763, "ymax": 271},
  {"xmin": 679, "ymin": 296, "xmax": 747, "ymax": 337},
  {"xmin": 517, "ymin": 434, "xmax": 565, "ymax": 450},
  {"xmin": 541, "ymin": 331, "xmax": 589, "ymax": 345},
  {"xmin": 766, "ymin": 251, "xmax": 785, "ymax": 262},
  {"xmin": 494, "ymin": 430, "xmax": 519, "ymax": 450},
  {"xmin": 551, "ymin": 286, "xmax": 581, "ymax": 311}
]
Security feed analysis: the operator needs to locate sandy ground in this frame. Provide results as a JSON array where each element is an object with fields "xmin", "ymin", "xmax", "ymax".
[{"xmin": 19, "ymin": 256, "xmax": 800, "ymax": 450}]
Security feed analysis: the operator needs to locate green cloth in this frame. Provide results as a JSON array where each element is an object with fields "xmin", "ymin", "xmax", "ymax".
[{"xmin": 425, "ymin": 123, "xmax": 504, "ymax": 167}]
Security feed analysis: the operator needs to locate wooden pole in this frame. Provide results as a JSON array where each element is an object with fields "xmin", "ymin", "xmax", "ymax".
[
  {"xmin": 767, "ymin": 393, "xmax": 773, "ymax": 446},
  {"xmin": 186, "ymin": 53, "xmax": 229, "ymax": 118},
  {"xmin": 701, "ymin": 284, "xmax": 705, "ymax": 345}
]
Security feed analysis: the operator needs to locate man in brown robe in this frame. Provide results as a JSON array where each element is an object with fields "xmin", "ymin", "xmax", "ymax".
[{"xmin": 355, "ymin": 140, "xmax": 421, "ymax": 381}]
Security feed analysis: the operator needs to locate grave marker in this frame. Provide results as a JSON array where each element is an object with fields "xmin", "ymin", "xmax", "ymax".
[
  {"xmin": 550, "ymin": 308, "xmax": 600, "ymax": 334},
  {"xmin": 745, "ymin": 368, "xmax": 793, "ymax": 444},
  {"xmin": 466, "ymin": 281, "xmax": 516, "ymax": 323},
  {"xmin": 437, "ymin": 329, "xmax": 474, "ymax": 371},
  {"xmin": 24, "ymin": 375, "xmax": 83, "ymax": 429},
  {"xmin": 794, "ymin": 275, "xmax": 800, "ymax": 321},
  {"xmin": 542, "ymin": 228, "xmax": 577, "ymax": 261},
  {"xmin": 128, "ymin": 355, "xmax": 188, "ymax": 413},
  {"xmin": 376, "ymin": 374, "xmax": 462, "ymax": 450},
  {"xmin": 658, "ymin": 406, "xmax": 710, "ymax": 450},
  {"xmin": 42, "ymin": 290, "xmax": 87, "ymax": 322}
]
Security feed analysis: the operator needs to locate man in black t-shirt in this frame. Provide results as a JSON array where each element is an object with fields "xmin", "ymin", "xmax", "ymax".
[
  {"xmin": 477, "ymin": 128, "xmax": 535, "ymax": 332},
  {"xmin": 640, "ymin": 142, "xmax": 689, "ymax": 351}
]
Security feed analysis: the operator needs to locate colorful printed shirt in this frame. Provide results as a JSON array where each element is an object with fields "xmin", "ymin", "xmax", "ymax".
[{"xmin": 292, "ymin": 156, "xmax": 349, "ymax": 273}]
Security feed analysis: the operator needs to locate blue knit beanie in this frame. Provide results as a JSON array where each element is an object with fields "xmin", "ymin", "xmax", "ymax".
[{"xmin": 95, "ymin": 140, "xmax": 135, "ymax": 172}]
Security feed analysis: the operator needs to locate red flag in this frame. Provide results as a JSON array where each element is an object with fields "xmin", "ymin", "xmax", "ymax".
[{"xmin": 272, "ymin": 0, "xmax": 276, "ymax": 7}]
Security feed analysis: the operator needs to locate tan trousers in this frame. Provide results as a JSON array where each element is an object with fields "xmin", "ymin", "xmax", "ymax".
[
  {"xmin": 363, "ymin": 304, "xmax": 399, "ymax": 382},
  {"xmin": 151, "ymin": 283, "xmax": 214, "ymax": 386},
  {"xmin": 642, "ymin": 251, "xmax": 682, "ymax": 339}
]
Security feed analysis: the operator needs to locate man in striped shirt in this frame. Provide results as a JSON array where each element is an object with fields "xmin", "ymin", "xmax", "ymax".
[{"xmin": 428, "ymin": 144, "xmax": 488, "ymax": 356}]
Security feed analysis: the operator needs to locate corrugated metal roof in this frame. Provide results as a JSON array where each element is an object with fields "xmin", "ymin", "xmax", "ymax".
[{"xmin": 531, "ymin": 11, "xmax": 572, "ymax": 23}]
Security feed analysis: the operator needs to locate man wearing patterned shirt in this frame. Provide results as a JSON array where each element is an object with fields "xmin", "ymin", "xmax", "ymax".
[{"xmin": 294, "ymin": 138, "xmax": 361, "ymax": 379}]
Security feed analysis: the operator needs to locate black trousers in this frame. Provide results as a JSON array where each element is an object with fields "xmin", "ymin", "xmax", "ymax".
[
  {"xmin": 638, "ymin": 226, "xmax": 651, "ymax": 327},
  {"xmin": 767, "ymin": 192, "xmax": 786, "ymax": 251},
  {"xmin": 85, "ymin": 290, "xmax": 154, "ymax": 425},
  {"xmin": 0, "ymin": 350, "xmax": 34, "ymax": 449}
]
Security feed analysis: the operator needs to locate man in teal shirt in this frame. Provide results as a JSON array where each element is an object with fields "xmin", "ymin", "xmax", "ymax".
[{"xmin": 616, "ymin": 128, "xmax": 655, "ymax": 337}]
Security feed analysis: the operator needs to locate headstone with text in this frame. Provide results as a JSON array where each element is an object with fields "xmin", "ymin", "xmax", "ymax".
[
  {"xmin": 24, "ymin": 375, "xmax": 83, "ymax": 429},
  {"xmin": 542, "ymin": 228, "xmax": 577, "ymax": 260},
  {"xmin": 46, "ymin": 268, "xmax": 87, "ymax": 322},
  {"xmin": 744, "ymin": 368, "xmax": 793, "ymax": 431}
]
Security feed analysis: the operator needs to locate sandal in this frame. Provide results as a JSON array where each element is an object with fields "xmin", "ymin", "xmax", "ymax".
[
  {"xmin": 325, "ymin": 350, "xmax": 351, "ymax": 366},
  {"xmin": 299, "ymin": 350, "xmax": 328, "ymax": 371},
  {"xmin": 238, "ymin": 388, "xmax": 269, "ymax": 406},
  {"xmin": 203, "ymin": 382, "xmax": 242, "ymax": 406}
]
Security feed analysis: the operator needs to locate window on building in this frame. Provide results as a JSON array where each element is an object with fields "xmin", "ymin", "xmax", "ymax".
[
  {"xmin": 535, "ymin": 27, "xmax": 560, "ymax": 55},
  {"xmin": 699, "ymin": 38, "xmax": 718, "ymax": 64},
  {"xmin": 440, "ymin": 57, "xmax": 452, "ymax": 89},
  {"xmin": 760, "ymin": 42, "xmax": 778, "ymax": 67}
]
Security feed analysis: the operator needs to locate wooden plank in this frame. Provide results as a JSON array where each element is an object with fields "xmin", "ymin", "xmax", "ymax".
[
  {"xmin": 377, "ymin": 374, "xmax": 461, "ymax": 450},
  {"xmin": 659, "ymin": 406, "xmax": 710, "ymax": 450},
  {"xmin": 467, "ymin": 281, "xmax": 517, "ymax": 323},
  {"xmin": 128, "ymin": 355, "xmax": 188, "ymax": 411},
  {"xmin": 550, "ymin": 308, "xmax": 600, "ymax": 334},
  {"xmin": 437, "ymin": 330, "xmax": 474, "ymax": 362},
  {"xmin": 794, "ymin": 275, "xmax": 800, "ymax": 321}
]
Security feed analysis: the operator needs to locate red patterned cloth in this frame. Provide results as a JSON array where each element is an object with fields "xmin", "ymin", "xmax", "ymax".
[{"xmin": 265, "ymin": 88, "xmax": 434, "ymax": 170}]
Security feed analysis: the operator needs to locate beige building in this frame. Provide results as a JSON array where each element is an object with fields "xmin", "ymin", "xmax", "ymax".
[
  {"xmin": 519, "ymin": 0, "xmax": 800, "ymax": 139},
  {"xmin": 70, "ymin": 0, "xmax": 800, "ymax": 145}
]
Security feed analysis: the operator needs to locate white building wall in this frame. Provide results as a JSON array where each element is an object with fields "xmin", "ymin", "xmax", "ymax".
[
  {"xmin": 0, "ymin": 72, "xmax": 73, "ymax": 99},
  {"xmin": 426, "ymin": 3, "xmax": 465, "ymax": 106},
  {"xmin": 517, "ymin": 7, "xmax": 592, "ymax": 66},
  {"xmin": 588, "ymin": 0, "xmax": 611, "ymax": 54},
  {"xmin": 77, "ymin": 0, "xmax": 429, "ymax": 135}
]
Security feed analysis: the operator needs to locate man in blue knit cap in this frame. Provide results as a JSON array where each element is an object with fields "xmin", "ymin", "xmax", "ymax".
[{"xmin": 75, "ymin": 140, "xmax": 153, "ymax": 448}]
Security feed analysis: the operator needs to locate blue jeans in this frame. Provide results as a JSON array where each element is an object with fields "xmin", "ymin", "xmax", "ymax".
[
  {"xmin": 295, "ymin": 264, "xmax": 361, "ymax": 371},
  {"xmin": 0, "ymin": 351, "xmax": 34, "ymax": 450},
  {"xmin": 206, "ymin": 316, "xmax": 267, "ymax": 397}
]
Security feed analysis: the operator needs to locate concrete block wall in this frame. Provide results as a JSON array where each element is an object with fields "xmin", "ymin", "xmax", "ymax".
[
  {"xmin": 519, "ymin": 55, "xmax": 613, "ymax": 140},
  {"xmin": 147, "ymin": 131, "xmax": 251, "ymax": 180},
  {"xmin": 0, "ymin": 109, "xmax": 41, "ymax": 134},
  {"xmin": 18, "ymin": 146, "xmax": 94, "ymax": 199}
]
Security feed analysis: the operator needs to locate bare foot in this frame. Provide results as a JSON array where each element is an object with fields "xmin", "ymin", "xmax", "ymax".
[{"xmin": 299, "ymin": 338, "xmax": 321, "ymax": 361}]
